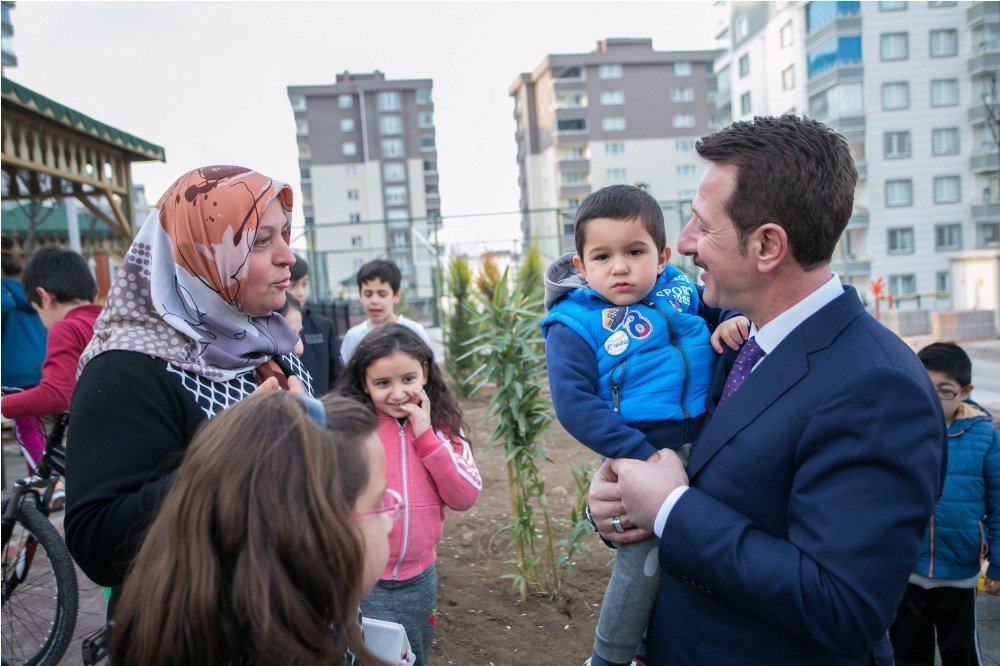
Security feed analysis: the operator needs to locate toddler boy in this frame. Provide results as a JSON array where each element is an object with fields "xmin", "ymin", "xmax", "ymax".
[
  {"xmin": 287, "ymin": 254, "xmax": 341, "ymax": 394},
  {"xmin": 542, "ymin": 185, "xmax": 747, "ymax": 666},
  {"xmin": 340, "ymin": 259, "xmax": 435, "ymax": 364}
]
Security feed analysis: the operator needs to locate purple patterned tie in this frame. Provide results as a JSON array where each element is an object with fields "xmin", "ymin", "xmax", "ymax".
[{"xmin": 717, "ymin": 337, "xmax": 766, "ymax": 409}]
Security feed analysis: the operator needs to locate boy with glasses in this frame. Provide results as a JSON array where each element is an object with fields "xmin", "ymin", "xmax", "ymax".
[{"xmin": 890, "ymin": 342, "xmax": 1000, "ymax": 665}]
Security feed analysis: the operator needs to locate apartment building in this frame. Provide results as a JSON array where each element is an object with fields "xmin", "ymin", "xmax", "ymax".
[
  {"xmin": 715, "ymin": 1, "xmax": 999, "ymax": 316},
  {"xmin": 287, "ymin": 71, "xmax": 439, "ymax": 310},
  {"xmin": 509, "ymin": 38, "xmax": 718, "ymax": 263}
]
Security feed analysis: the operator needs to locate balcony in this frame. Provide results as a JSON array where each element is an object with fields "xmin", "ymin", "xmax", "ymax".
[
  {"xmin": 830, "ymin": 259, "xmax": 871, "ymax": 276},
  {"xmin": 848, "ymin": 211, "xmax": 869, "ymax": 228},
  {"xmin": 807, "ymin": 65, "xmax": 863, "ymax": 94},
  {"xmin": 854, "ymin": 161, "xmax": 867, "ymax": 182},
  {"xmin": 559, "ymin": 184, "xmax": 591, "ymax": 199},
  {"xmin": 968, "ymin": 52, "xmax": 1000, "ymax": 77},
  {"xmin": 805, "ymin": 15, "xmax": 862, "ymax": 51},
  {"xmin": 970, "ymin": 151, "xmax": 1000, "ymax": 173},
  {"xmin": 558, "ymin": 158, "xmax": 590, "ymax": 172},
  {"xmin": 967, "ymin": 1, "xmax": 1000, "ymax": 26},
  {"xmin": 971, "ymin": 202, "xmax": 1000, "ymax": 223}
]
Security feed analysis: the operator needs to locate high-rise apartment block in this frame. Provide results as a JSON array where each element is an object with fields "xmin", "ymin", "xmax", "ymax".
[
  {"xmin": 509, "ymin": 38, "xmax": 718, "ymax": 263},
  {"xmin": 714, "ymin": 1, "xmax": 999, "ymax": 319},
  {"xmin": 288, "ymin": 72, "xmax": 439, "ymax": 310}
]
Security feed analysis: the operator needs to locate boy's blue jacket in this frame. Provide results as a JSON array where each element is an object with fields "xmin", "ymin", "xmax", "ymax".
[
  {"xmin": 541, "ymin": 254, "xmax": 729, "ymax": 460},
  {"xmin": 1, "ymin": 277, "xmax": 47, "ymax": 388},
  {"xmin": 913, "ymin": 399, "xmax": 1000, "ymax": 581}
]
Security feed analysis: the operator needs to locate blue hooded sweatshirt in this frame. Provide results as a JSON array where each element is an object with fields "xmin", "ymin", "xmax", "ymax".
[{"xmin": 2, "ymin": 277, "xmax": 47, "ymax": 387}]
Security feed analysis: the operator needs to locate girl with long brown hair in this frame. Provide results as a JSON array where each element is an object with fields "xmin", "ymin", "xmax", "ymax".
[{"xmin": 111, "ymin": 392, "xmax": 396, "ymax": 665}]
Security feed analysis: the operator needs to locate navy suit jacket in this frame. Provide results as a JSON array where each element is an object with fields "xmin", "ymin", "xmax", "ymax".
[{"xmin": 647, "ymin": 287, "xmax": 946, "ymax": 665}]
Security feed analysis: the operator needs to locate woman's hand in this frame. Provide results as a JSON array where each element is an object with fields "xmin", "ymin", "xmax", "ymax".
[
  {"xmin": 253, "ymin": 375, "xmax": 307, "ymax": 394},
  {"xmin": 399, "ymin": 387, "xmax": 432, "ymax": 437}
]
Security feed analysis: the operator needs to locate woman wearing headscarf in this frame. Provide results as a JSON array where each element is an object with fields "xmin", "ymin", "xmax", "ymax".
[{"xmin": 65, "ymin": 165, "xmax": 312, "ymax": 611}]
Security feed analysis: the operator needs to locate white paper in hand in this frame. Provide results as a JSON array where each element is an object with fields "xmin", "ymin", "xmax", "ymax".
[{"xmin": 361, "ymin": 617, "xmax": 416, "ymax": 665}]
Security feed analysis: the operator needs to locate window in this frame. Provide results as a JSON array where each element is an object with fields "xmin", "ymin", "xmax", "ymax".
[
  {"xmin": 298, "ymin": 142, "xmax": 311, "ymax": 159},
  {"xmin": 740, "ymin": 91, "xmax": 752, "ymax": 115},
  {"xmin": 347, "ymin": 188, "xmax": 359, "ymax": 201},
  {"xmin": 929, "ymin": 1, "xmax": 957, "ymax": 6},
  {"xmin": 300, "ymin": 166, "xmax": 311, "ymax": 180},
  {"xmin": 382, "ymin": 138, "xmax": 404, "ymax": 158},
  {"xmin": 780, "ymin": 21, "xmax": 794, "ymax": 48},
  {"xmin": 885, "ymin": 179, "xmax": 913, "ymax": 207},
  {"xmin": 933, "ymin": 176, "xmax": 961, "ymax": 203},
  {"xmin": 932, "ymin": 128, "xmax": 960, "ymax": 155},
  {"xmin": 425, "ymin": 184, "xmax": 438, "ymax": 196},
  {"xmin": 384, "ymin": 186, "xmax": 407, "ymax": 205},
  {"xmin": 806, "ymin": 1, "xmax": 860, "ymax": 32},
  {"xmin": 392, "ymin": 232, "xmax": 408, "ymax": 248},
  {"xmin": 600, "ymin": 90, "xmax": 625, "ymax": 105},
  {"xmin": 677, "ymin": 164, "xmax": 697, "ymax": 178},
  {"xmin": 935, "ymin": 271, "xmax": 950, "ymax": 293},
  {"xmin": 602, "ymin": 117, "xmax": 626, "ymax": 131},
  {"xmin": 554, "ymin": 92, "xmax": 588, "ymax": 109},
  {"xmin": 671, "ymin": 87, "xmax": 694, "ymax": 103},
  {"xmin": 338, "ymin": 94, "xmax": 353, "ymax": 109},
  {"xmin": 376, "ymin": 91, "xmax": 401, "ymax": 111},
  {"xmin": 678, "ymin": 189, "xmax": 697, "ymax": 200},
  {"xmin": 706, "ymin": 90, "xmax": 717, "ymax": 103},
  {"xmin": 880, "ymin": 33, "xmax": 909, "ymax": 61},
  {"xmin": 380, "ymin": 115, "xmax": 402, "ymax": 135},
  {"xmin": 353, "ymin": 259, "xmax": 364, "ymax": 271},
  {"xmin": 598, "ymin": 64, "xmax": 623, "ymax": 80},
  {"xmin": 387, "ymin": 209, "xmax": 409, "ymax": 225},
  {"xmin": 930, "ymin": 79, "xmax": 959, "ymax": 107},
  {"xmin": 808, "ymin": 82, "xmax": 864, "ymax": 119},
  {"xmin": 883, "ymin": 131, "xmax": 911, "ymax": 159},
  {"xmin": 383, "ymin": 162, "xmax": 405, "ymax": 182},
  {"xmin": 554, "ymin": 65, "xmax": 584, "ymax": 81},
  {"xmin": 290, "ymin": 94, "xmax": 306, "ymax": 111},
  {"xmin": 879, "ymin": 1, "xmax": 906, "ymax": 9},
  {"xmin": 977, "ymin": 222, "xmax": 1000, "ymax": 248},
  {"xmin": 889, "ymin": 274, "xmax": 916, "ymax": 296},
  {"xmin": 420, "ymin": 136, "xmax": 436, "ymax": 150},
  {"xmin": 738, "ymin": 54, "xmax": 750, "ymax": 78},
  {"xmin": 881, "ymin": 82, "xmax": 910, "ymax": 110},
  {"xmin": 673, "ymin": 113, "xmax": 696, "ymax": 128},
  {"xmin": 935, "ymin": 223, "xmax": 962, "ymax": 250},
  {"xmin": 807, "ymin": 35, "xmax": 862, "ymax": 78},
  {"xmin": 418, "ymin": 111, "xmax": 433, "ymax": 128},
  {"xmin": 349, "ymin": 213, "xmax": 361, "ymax": 224},
  {"xmin": 350, "ymin": 235, "xmax": 362, "ymax": 247},
  {"xmin": 782, "ymin": 65, "xmax": 795, "ymax": 91},
  {"xmin": 561, "ymin": 172, "xmax": 588, "ymax": 185},
  {"xmin": 606, "ymin": 168, "xmax": 628, "ymax": 182},
  {"xmin": 673, "ymin": 61, "xmax": 692, "ymax": 76},
  {"xmin": 345, "ymin": 165, "xmax": 357, "ymax": 179},
  {"xmin": 557, "ymin": 118, "xmax": 587, "ymax": 133},
  {"xmin": 676, "ymin": 138, "xmax": 695, "ymax": 152},
  {"xmin": 340, "ymin": 118, "xmax": 355, "ymax": 132},
  {"xmin": 736, "ymin": 14, "xmax": 749, "ymax": 40},
  {"xmin": 605, "ymin": 142, "xmax": 625, "ymax": 155},
  {"xmin": 888, "ymin": 227, "xmax": 915, "ymax": 254},
  {"xmin": 929, "ymin": 29, "xmax": 958, "ymax": 57},
  {"xmin": 340, "ymin": 142, "xmax": 356, "ymax": 157},
  {"xmin": 423, "ymin": 159, "xmax": 437, "ymax": 173},
  {"xmin": 296, "ymin": 118, "xmax": 309, "ymax": 135},
  {"xmin": 561, "ymin": 146, "xmax": 586, "ymax": 160},
  {"xmin": 416, "ymin": 88, "xmax": 432, "ymax": 105}
]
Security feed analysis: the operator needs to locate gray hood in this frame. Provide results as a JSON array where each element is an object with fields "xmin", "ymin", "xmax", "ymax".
[{"xmin": 543, "ymin": 253, "xmax": 589, "ymax": 311}]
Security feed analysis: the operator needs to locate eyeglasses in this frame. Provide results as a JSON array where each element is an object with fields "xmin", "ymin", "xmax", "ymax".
[
  {"xmin": 936, "ymin": 387, "xmax": 961, "ymax": 400},
  {"xmin": 355, "ymin": 488, "xmax": 405, "ymax": 522}
]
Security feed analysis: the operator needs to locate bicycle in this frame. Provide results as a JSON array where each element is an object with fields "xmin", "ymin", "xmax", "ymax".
[{"xmin": 2, "ymin": 388, "xmax": 78, "ymax": 666}]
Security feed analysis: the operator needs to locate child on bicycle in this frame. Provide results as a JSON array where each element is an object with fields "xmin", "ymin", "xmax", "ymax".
[
  {"xmin": 1, "ymin": 247, "xmax": 100, "ymax": 489},
  {"xmin": 338, "ymin": 324, "xmax": 482, "ymax": 666},
  {"xmin": 112, "ymin": 392, "xmax": 394, "ymax": 665}
]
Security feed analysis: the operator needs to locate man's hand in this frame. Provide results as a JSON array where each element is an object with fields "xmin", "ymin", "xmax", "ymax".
[
  {"xmin": 588, "ymin": 458, "xmax": 652, "ymax": 544},
  {"xmin": 612, "ymin": 449, "xmax": 689, "ymax": 532}
]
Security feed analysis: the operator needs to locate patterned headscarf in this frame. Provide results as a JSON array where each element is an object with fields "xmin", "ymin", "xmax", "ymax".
[{"xmin": 80, "ymin": 165, "xmax": 300, "ymax": 381}]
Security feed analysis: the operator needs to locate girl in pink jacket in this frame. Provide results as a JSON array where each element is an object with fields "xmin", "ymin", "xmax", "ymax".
[{"xmin": 338, "ymin": 324, "xmax": 481, "ymax": 666}]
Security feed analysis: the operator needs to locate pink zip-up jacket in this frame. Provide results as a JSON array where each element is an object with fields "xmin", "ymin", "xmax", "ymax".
[{"xmin": 377, "ymin": 412, "xmax": 482, "ymax": 581}]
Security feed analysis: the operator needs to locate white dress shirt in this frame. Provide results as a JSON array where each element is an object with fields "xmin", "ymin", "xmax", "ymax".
[{"xmin": 652, "ymin": 274, "xmax": 845, "ymax": 536}]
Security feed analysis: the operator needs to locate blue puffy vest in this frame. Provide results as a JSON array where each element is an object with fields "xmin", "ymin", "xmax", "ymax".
[{"xmin": 541, "ymin": 267, "xmax": 715, "ymax": 425}]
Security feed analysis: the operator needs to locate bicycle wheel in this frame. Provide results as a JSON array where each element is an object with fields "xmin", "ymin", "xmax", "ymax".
[{"xmin": 2, "ymin": 498, "xmax": 78, "ymax": 666}]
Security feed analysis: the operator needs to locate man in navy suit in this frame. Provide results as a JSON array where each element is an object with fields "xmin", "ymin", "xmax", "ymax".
[{"xmin": 589, "ymin": 116, "xmax": 945, "ymax": 665}]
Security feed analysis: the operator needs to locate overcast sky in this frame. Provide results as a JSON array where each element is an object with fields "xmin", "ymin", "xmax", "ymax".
[{"xmin": 9, "ymin": 1, "xmax": 719, "ymax": 254}]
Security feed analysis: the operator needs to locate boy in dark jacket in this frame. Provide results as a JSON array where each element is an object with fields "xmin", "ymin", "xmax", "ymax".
[
  {"xmin": 890, "ymin": 342, "xmax": 1000, "ymax": 665},
  {"xmin": 287, "ymin": 254, "xmax": 342, "ymax": 395}
]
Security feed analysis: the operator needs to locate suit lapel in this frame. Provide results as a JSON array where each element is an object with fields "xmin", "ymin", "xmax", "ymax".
[{"xmin": 686, "ymin": 287, "xmax": 867, "ymax": 480}]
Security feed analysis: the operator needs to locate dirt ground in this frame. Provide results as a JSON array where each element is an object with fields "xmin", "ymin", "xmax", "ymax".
[{"xmin": 431, "ymin": 397, "xmax": 615, "ymax": 666}]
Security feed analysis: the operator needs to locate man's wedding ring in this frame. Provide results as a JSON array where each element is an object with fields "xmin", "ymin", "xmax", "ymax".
[{"xmin": 612, "ymin": 515, "xmax": 625, "ymax": 534}]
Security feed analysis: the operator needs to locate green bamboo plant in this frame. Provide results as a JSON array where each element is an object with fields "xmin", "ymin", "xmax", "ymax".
[
  {"xmin": 465, "ymin": 269, "xmax": 592, "ymax": 601},
  {"xmin": 443, "ymin": 255, "xmax": 478, "ymax": 397}
]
